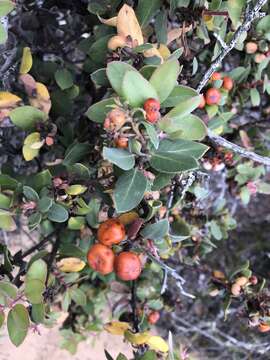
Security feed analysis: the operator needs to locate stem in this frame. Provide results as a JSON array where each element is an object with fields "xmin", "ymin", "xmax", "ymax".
[
  {"xmin": 203, "ymin": 10, "xmax": 229, "ymax": 17},
  {"xmin": 131, "ymin": 281, "xmax": 139, "ymax": 333},
  {"xmin": 208, "ymin": 129, "xmax": 270, "ymax": 166}
]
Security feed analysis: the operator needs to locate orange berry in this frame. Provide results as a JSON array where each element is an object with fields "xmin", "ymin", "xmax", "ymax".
[
  {"xmin": 87, "ymin": 243, "xmax": 114, "ymax": 275},
  {"xmin": 115, "ymin": 136, "xmax": 128, "ymax": 148},
  {"xmin": 211, "ymin": 72, "xmax": 222, "ymax": 81},
  {"xmin": 198, "ymin": 95, "xmax": 206, "ymax": 109},
  {"xmin": 148, "ymin": 311, "xmax": 160, "ymax": 325},
  {"xmin": 205, "ymin": 88, "xmax": 221, "ymax": 105},
  {"xmin": 146, "ymin": 110, "xmax": 160, "ymax": 124},
  {"xmin": 143, "ymin": 98, "xmax": 160, "ymax": 113},
  {"xmin": 223, "ymin": 76, "xmax": 234, "ymax": 91},
  {"xmin": 245, "ymin": 42, "xmax": 258, "ymax": 54},
  {"xmin": 114, "ymin": 252, "xmax": 142, "ymax": 281},
  {"xmin": 97, "ymin": 218, "xmax": 126, "ymax": 247},
  {"xmin": 258, "ymin": 323, "xmax": 270, "ymax": 333}
]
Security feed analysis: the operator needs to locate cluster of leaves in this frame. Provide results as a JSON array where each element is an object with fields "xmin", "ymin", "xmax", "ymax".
[{"xmin": 1, "ymin": 0, "xmax": 270, "ymax": 358}]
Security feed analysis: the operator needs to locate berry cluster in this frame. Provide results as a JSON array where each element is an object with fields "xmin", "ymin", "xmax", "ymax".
[
  {"xmin": 87, "ymin": 218, "xmax": 142, "ymax": 281},
  {"xmin": 198, "ymin": 72, "xmax": 234, "ymax": 108}
]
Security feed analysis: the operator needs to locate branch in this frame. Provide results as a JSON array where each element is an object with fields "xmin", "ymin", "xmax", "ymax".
[
  {"xmin": 196, "ymin": 0, "xmax": 268, "ymax": 93},
  {"xmin": 130, "ymin": 280, "xmax": 140, "ymax": 333},
  {"xmin": 208, "ymin": 129, "xmax": 270, "ymax": 166}
]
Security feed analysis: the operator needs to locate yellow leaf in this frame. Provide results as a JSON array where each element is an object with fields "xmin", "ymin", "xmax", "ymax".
[
  {"xmin": 108, "ymin": 35, "xmax": 127, "ymax": 50},
  {"xmin": 146, "ymin": 336, "xmax": 169, "ymax": 353},
  {"xmin": 118, "ymin": 211, "xmax": 139, "ymax": 225},
  {"xmin": 117, "ymin": 4, "xmax": 144, "ymax": 46},
  {"xmin": 22, "ymin": 145, "xmax": 39, "ymax": 161},
  {"xmin": 166, "ymin": 25, "xmax": 193, "ymax": 45},
  {"xmin": 157, "ymin": 44, "xmax": 171, "ymax": 60},
  {"xmin": 24, "ymin": 132, "xmax": 41, "ymax": 145},
  {"xmin": 66, "ymin": 185, "xmax": 87, "ymax": 196},
  {"xmin": 98, "ymin": 15, "xmax": 117, "ymax": 27},
  {"xmin": 29, "ymin": 82, "xmax": 51, "ymax": 114},
  {"xmin": 23, "ymin": 132, "xmax": 41, "ymax": 161},
  {"xmin": 124, "ymin": 330, "xmax": 151, "ymax": 345},
  {"xmin": 104, "ymin": 321, "xmax": 130, "ymax": 335},
  {"xmin": 143, "ymin": 47, "xmax": 163, "ymax": 63},
  {"xmin": 0, "ymin": 92, "xmax": 22, "ymax": 108},
  {"xmin": 19, "ymin": 47, "xmax": 33, "ymax": 74},
  {"xmin": 56, "ymin": 257, "xmax": 86, "ymax": 273}
]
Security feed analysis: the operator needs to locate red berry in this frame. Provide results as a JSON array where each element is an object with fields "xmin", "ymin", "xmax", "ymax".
[
  {"xmin": 146, "ymin": 110, "xmax": 160, "ymax": 124},
  {"xmin": 211, "ymin": 72, "xmax": 222, "ymax": 81},
  {"xmin": 205, "ymin": 88, "xmax": 221, "ymax": 105},
  {"xmin": 115, "ymin": 136, "xmax": 128, "ymax": 148},
  {"xmin": 45, "ymin": 136, "xmax": 54, "ymax": 146},
  {"xmin": 143, "ymin": 98, "xmax": 160, "ymax": 113},
  {"xmin": 198, "ymin": 95, "xmax": 206, "ymax": 109},
  {"xmin": 148, "ymin": 311, "xmax": 160, "ymax": 325},
  {"xmin": 223, "ymin": 76, "xmax": 234, "ymax": 91}
]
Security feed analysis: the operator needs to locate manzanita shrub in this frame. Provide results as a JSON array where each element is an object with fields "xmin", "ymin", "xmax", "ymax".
[{"xmin": 1, "ymin": 0, "xmax": 270, "ymax": 358}]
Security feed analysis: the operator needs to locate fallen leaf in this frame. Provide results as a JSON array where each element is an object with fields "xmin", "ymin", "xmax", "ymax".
[
  {"xmin": 104, "ymin": 321, "xmax": 130, "ymax": 335},
  {"xmin": 19, "ymin": 47, "xmax": 33, "ymax": 74},
  {"xmin": 56, "ymin": 257, "xmax": 86, "ymax": 273},
  {"xmin": 117, "ymin": 4, "xmax": 144, "ymax": 46}
]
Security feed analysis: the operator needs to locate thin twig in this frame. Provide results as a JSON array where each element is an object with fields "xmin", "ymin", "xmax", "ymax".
[
  {"xmin": 197, "ymin": 0, "xmax": 268, "ymax": 93},
  {"xmin": 131, "ymin": 280, "xmax": 140, "ymax": 333},
  {"xmin": 208, "ymin": 129, "xmax": 270, "ymax": 166}
]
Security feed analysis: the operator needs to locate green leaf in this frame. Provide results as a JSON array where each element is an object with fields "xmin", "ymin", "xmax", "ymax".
[
  {"xmin": 0, "ymin": 281, "xmax": 17, "ymax": 299},
  {"xmin": 32, "ymin": 170, "xmax": 52, "ymax": 191},
  {"xmin": 141, "ymin": 122, "xmax": 159, "ymax": 149},
  {"xmin": 149, "ymin": 60, "xmax": 180, "ymax": 103},
  {"xmin": 38, "ymin": 196, "xmax": 53, "ymax": 213},
  {"xmin": 31, "ymin": 303, "xmax": 45, "ymax": 324},
  {"xmin": 139, "ymin": 350, "xmax": 157, "ymax": 360},
  {"xmin": 0, "ymin": 213, "xmax": 16, "ymax": 231},
  {"xmin": 170, "ymin": 218, "xmax": 190, "ymax": 242},
  {"xmin": 23, "ymin": 186, "xmax": 39, "ymax": 202},
  {"xmin": 0, "ymin": 174, "xmax": 18, "ymax": 190},
  {"xmin": 0, "ymin": 311, "xmax": 4, "ymax": 328},
  {"xmin": 150, "ymin": 151, "xmax": 198, "ymax": 173},
  {"xmin": 7, "ymin": 304, "xmax": 29, "ymax": 346},
  {"xmin": 122, "ymin": 71, "xmax": 158, "ymax": 107},
  {"xmin": 136, "ymin": 0, "xmax": 162, "ymax": 27},
  {"xmin": 257, "ymin": 182, "xmax": 270, "ymax": 194},
  {"xmin": 161, "ymin": 85, "xmax": 198, "ymax": 107},
  {"xmin": 116, "ymin": 354, "xmax": 128, "ymax": 360},
  {"xmin": 159, "ymin": 96, "xmax": 201, "ymax": 131},
  {"xmin": 28, "ymin": 212, "xmax": 42, "ymax": 231},
  {"xmin": 10, "ymin": 106, "xmax": 47, "ymax": 130},
  {"xmin": 141, "ymin": 219, "xmax": 169, "ymax": 240},
  {"xmin": 155, "ymin": 11, "xmax": 167, "ymax": 44},
  {"xmin": 55, "ymin": 69, "xmax": 73, "ymax": 90},
  {"xmin": 47, "ymin": 203, "xmax": 69, "ymax": 223},
  {"xmin": 63, "ymin": 142, "xmax": 90, "ymax": 166},
  {"xmin": 89, "ymin": 35, "xmax": 112, "ymax": 65},
  {"xmin": 25, "ymin": 278, "xmax": 45, "ymax": 304},
  {"xmin": 256, "ymin": 15, "xmax": 270, "ymax": 33},
  {"xmin": 86, "ymin": 198, "xmax": 100, "ymax": 228},
  {"xmin": 107, "ymin": 61, "xmax": 135, "ymax": 96},
  {"xmin": 114, "ymin": 169, "xmax": 148, "ymax": 213},
  {"xmin": 91, "ymin": 68, "xmax": 109, "ymax": 87},
  {"xmin": 210, "ymin": 220, "xmax": 222, "ymax": 240},
  {"xmin": 0, "ymin": 1, "xmax": 14, "ymax": 16},
  {"xmin": 161, "ymin": 114, "xmax": 207, "ymax": 141},
  {"xmin": 228, "ymin": 0, "xmax": 245, "ymax": 28},
  {"xmin": 103, "ymin": 147, "xmax": 135, "ymax": 170},
  {"xmin": 70, "ymin": 288, "xmax": 87, "ymax": 306},
  {"xmin": 154, "ymin": 139, "xmax": 208, "ymax": 159},
  {"xmin": 68, "ymin": 216, "xmax": 85, "ymax": 230},
  {"xmin": 27, "ymin": 259, "xmax": 47, "ymax": 283},
  {"xmin": 250, "ymin": 88, "xmax": 260, "ymax": 107},
  {"xmin": 85, "ymin": 97, "xmax": 116, "ymax": 123},
  {"xmin": 0, "ymin": 23, "xmax": 7, "ymax": 44},
  {"xmin": 152, "ymin": 173, "xmax": 172, "ymax": 190},
  {"xmin": 0, "ymin": 193, "xmax": 11, "ymax": 209}
]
